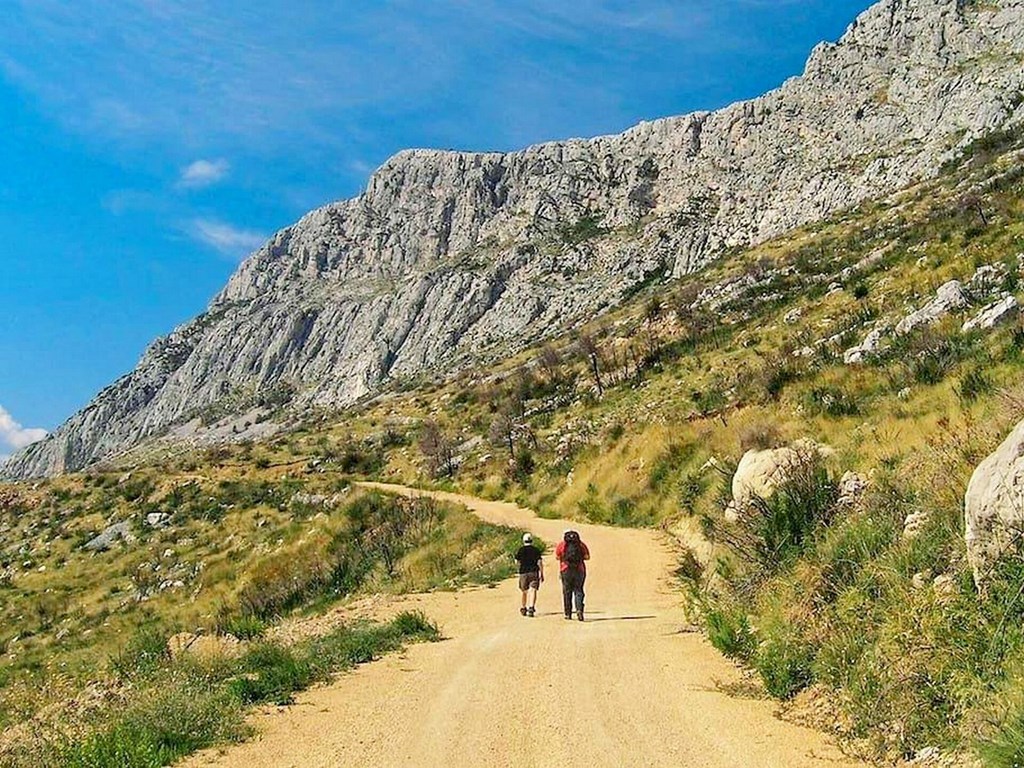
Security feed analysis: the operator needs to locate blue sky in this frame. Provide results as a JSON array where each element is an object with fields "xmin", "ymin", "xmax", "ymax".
[{"xmin": 0, "ymin": 0, "xmax": 874, "ymax": 452}]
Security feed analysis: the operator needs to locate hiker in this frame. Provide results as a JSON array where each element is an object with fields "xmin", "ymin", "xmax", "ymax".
[
  {"xmin": 556, "ymin": 529, "xmax": 590, "ymax": 621},
  {"xmin": 514, "ymin": 533, "xmax": 543, "ymax": 617}
]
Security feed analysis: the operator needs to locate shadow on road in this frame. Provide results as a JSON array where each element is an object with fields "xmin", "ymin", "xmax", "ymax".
[{"xmin": 529, "ymin": 612, "xmax": 657, "ymax": 622}]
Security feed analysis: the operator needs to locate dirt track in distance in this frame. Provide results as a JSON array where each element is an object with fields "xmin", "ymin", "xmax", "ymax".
[{"xmin": 185, "ymin": 483, "xmax": 865, "ymax": 768}]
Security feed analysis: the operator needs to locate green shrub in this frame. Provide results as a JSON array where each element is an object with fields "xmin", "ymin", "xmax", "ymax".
[
  {"xmin": 704, "ymin": 605, "xmax": 754, "ymax": 660},
  {"xmin": 979, "ymin": 702, "xmax": 1024, "ymax": 768},
  {"xmin": 735, "ymin": 451, "xmax": 838, "ymax": 572},
  {"xmin": 754, "ymin": 629, "xmax": 814, "ymax": 700},
  {"xmin": 958, "ymin": 367, "xmax": 994, "ymax": 406},
  {"xmin": 214, "ymin": 611, "xmax": 267, "ymax": 640},
  {"xmin": 110, "ymin": 627, "xmax": 171, "ymax": 682},
  {"xmin": 230, "ymin": 643, "xmax": 312, "ymax": 705},
  {"xmin": 61, "ymin": 685, "xmax": 245, "ymax": 768}
]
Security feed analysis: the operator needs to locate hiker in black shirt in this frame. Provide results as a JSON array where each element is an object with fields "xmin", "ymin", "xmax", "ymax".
[{"xmin": 514, "ymin": 533, "xmax": 544, "ymax": 617}]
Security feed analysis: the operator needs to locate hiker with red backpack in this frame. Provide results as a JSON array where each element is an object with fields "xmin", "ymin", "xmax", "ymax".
[{"xmin": 556, "ymin": 529, "xmax": 590, "ymax": 621}]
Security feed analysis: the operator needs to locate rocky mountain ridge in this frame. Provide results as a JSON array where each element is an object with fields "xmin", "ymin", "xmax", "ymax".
[{"xmin": 5, "ymin": 0, "xmax": 1024, "ymax": 479}]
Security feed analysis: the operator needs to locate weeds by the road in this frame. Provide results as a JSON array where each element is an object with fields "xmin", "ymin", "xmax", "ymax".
[{"xmin": 5, "ymin": 612, "xmax": 439, "ymax": 768}]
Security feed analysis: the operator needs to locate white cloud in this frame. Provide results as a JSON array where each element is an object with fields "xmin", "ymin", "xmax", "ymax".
[
  {"xmin": 0, "ymin": 405, "xmax": 47, "ymax": 452},
  {"xmin": 179, "ymin": 158, "xmax": 230, "ymax": 188},
  {"xmin": 191, "ymin": 218, "xmax": 266, "ymax": 256}
]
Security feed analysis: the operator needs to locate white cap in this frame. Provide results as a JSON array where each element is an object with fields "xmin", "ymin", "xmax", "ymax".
[{"xmin": 522, "ymin": 533, "xmax": 532, "ymax": 543}]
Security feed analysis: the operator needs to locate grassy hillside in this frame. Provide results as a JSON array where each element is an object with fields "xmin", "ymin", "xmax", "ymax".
[
  {"xmin": 2, "ymin": 127, "xmax": 1024, "ymax": 764},
  {"xmin": 0, "ymin": 471, "xmax": 521, "ymax": 764}
]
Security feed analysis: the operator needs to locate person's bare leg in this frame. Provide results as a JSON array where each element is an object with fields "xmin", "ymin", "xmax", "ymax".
[
  {"xmin": 527, "ymin": 586, "xmax": 537, "ymax": 610},
  {"xmin": 520, "ymin": 589, "xmax": 528, "ymax": 615}
]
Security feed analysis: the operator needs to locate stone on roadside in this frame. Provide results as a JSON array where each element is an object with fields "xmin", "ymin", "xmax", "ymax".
[{"xmin": 965, "ymin": 417, "xmax": 1024, "ymax": 584}]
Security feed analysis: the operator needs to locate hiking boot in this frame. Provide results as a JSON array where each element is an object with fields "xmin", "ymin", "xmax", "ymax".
[
  {"xmin": 520, "ymin": 607, "xmax": 528, "ymax": 616},
  {"xmin": 577, "ymin": 611, "xmax": 585, "ymax": 622},
  {"xmin": 527, "ymin": 607, "xmax": 535, "ymax": 617}
]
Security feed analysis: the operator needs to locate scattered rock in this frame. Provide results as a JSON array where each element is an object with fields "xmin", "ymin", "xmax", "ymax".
[
  {"xmin": 145, "ymin": 512, "xmax": 171, "ymax": 528},
  {"xmin": 837, "ymin": 471, "xmax": 868, "ymax": 507},
  {"xmin": 965, "ymin": 418, "xmax": 1024, "ymax": 584},
  {"xmin": 784, "ymin": 308, "xmax": 803, "ymax": 324},
  {"xmin": 911, "ymin": 571, "xmax": 933, "ymax": 591},
  {"xmin": 933, "ymin": 574, "xmax": 958, "ymax": 603},
  {"xmin": 895, "ymin": 280, "xmax": 968, "ymax": 335},
  {"xmin": 962, "ymin": 294, "xmax": 1018, "ymax": 333},
  {"xmin": 843, "ymin": 328, "xmax": 884, "ymax": 365},
  {"xmin": 83, "ymin": 522, "xmax": 135, "ymax": 552},
  {"xmin": 968, "ymin": 263, "xmax": 1007, "ymax": 297},
  {"xmin": 903, "ymin": 510, "xmax": 930, "ymax": 540}
]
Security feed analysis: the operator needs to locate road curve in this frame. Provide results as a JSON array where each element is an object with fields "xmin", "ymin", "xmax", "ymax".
[{"xmin": 185, "ymin": 483, "xmax": 864, "ymax": 768}]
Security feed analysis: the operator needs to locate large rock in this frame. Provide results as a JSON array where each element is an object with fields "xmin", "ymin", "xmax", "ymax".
[
  {"xmin": 83, "ymin": 521, "xmax": 135, "ymax": 552},
  {"xmin": 965, "ymin": 418, "xmax": 1024, "ymax": 583},
  {"xmin": 962, "ymin": 294, "xmax": 1018, "ymax": 333},
  {"xmin": 5, "ymin": 0, "xmax": 1024, "ymax": 479},
  {"xmin": 895, "ymin": 280, "xmax": 969, "ymax": 335},
  {"xmin": 726, "ymin": 440, "xmax": 830, "ymax": 520}
]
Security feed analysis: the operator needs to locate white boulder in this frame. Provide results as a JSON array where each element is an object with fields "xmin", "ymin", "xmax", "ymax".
[
  {"xmin": 965, "ymin": 418, "xmax": 1024, "ymax": 584},
  {"xmin": 895, "ymin": 280, "xmax": 968, "ymax": 335},
  {"xmin": 728, "ymin": 440, "xmax": 830, "ymax": 517},
  {"xmin": 962, "ymin": 294, "xmax": 1018, "ymax": 333}
]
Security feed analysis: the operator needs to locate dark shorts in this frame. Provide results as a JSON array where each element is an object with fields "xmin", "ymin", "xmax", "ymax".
[{"xmin": 519, "ymin": 571, "xmax": 540, "ymax": 591}]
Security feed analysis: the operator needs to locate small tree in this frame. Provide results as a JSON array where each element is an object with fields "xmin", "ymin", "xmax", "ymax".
[
  {"xmin": 539, "ymin": 344, "xmax": 563, "ymax": 387},
  {"xmin": 488, "ymin": 412, "xmax": 517, "ymax": 462},
  {"xmin": 578, "ymin": 331, "xmax": 605, "ymax": 398},
  {"xmin": 419, "ymin": 420, "xmax": 456, "ymax": 478}
]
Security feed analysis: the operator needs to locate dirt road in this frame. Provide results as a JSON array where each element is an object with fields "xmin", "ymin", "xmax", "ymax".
[{"xmin": 186, "ymin": 484, "xmax": 864, "ymax": 768}]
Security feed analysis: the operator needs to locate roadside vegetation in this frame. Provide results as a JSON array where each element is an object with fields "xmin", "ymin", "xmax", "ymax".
[
  {"xmin": 5, "ymin": 611, "xmax": 438, "ymax": 767},
  {"xmin": 0, "ymin": 481, "xmax": 519, "ymax": 763}
]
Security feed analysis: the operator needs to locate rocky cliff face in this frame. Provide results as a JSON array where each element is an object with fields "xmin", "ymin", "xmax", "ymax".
[{"xmin": 5, "ymin": 0, "xmax": 1024, "ymax": 479}]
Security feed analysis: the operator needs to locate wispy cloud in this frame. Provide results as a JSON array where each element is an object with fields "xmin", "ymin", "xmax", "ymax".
[
  {"xmin": 179, "ymin": 158, "xmax": 230, "ymax": 188},
  {"xmin": 191, "ymin": 218, "xmax": 266, "ymax": 256},
  {"xmin": 0, "ymin": 405, "xmax": 47, "ymax": 453}
]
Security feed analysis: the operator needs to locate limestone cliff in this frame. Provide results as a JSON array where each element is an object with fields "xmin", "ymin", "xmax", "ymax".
[{"xmin": 5, "ymin": 0, "xmax": 1024, "ymax": 478}]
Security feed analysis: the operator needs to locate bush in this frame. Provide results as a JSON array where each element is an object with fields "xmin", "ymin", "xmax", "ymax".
[
  {"xmin": 704, "ymin": 604, "xmax": 754, "ymax": 660},
  {"xmin": 61, "ymin": 685, "xmax": 245, "ymax": 768},
  {"xmin": 230, "ymin": 643, "xmax": 312, "ymax": 705},
  {"xmin": 958, "ymin": 367, "xmax": 994, "ymax": 406},
  {"xmin": 110, "ymin": 627, "xmax": 171, "ymax": 682},
  {"xmin": 754, "ymin": 629, "xmax": 814, "ymax": 700},
  {"xmin": 979, "ymin": 702, "xmax": 1024, "ymax": 768}
]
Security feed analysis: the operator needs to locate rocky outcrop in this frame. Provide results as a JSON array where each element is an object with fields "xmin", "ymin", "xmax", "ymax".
[
  {"xmin": 965, "ymin": 418, "xmax": 1024, "ymax": 584},
  {"xmin": 5, "ymin": 0, "xmax": 1024, "ymax": 478},
  {"xmin": 895, "ymin": 280, "xmax": 970, "ymax": 335},
  {"xmin": 844, "ymin": 329, "xmax": 884, "ymax": 365},
  {"xmin": 962, "ymin": 294, "xmax": 1019, "ymax": 332}
]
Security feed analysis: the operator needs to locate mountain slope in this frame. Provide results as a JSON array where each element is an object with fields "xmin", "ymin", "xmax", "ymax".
[{"xmin": 6, "ymin": 0, "xmax": 1024, "ymax": 479}]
